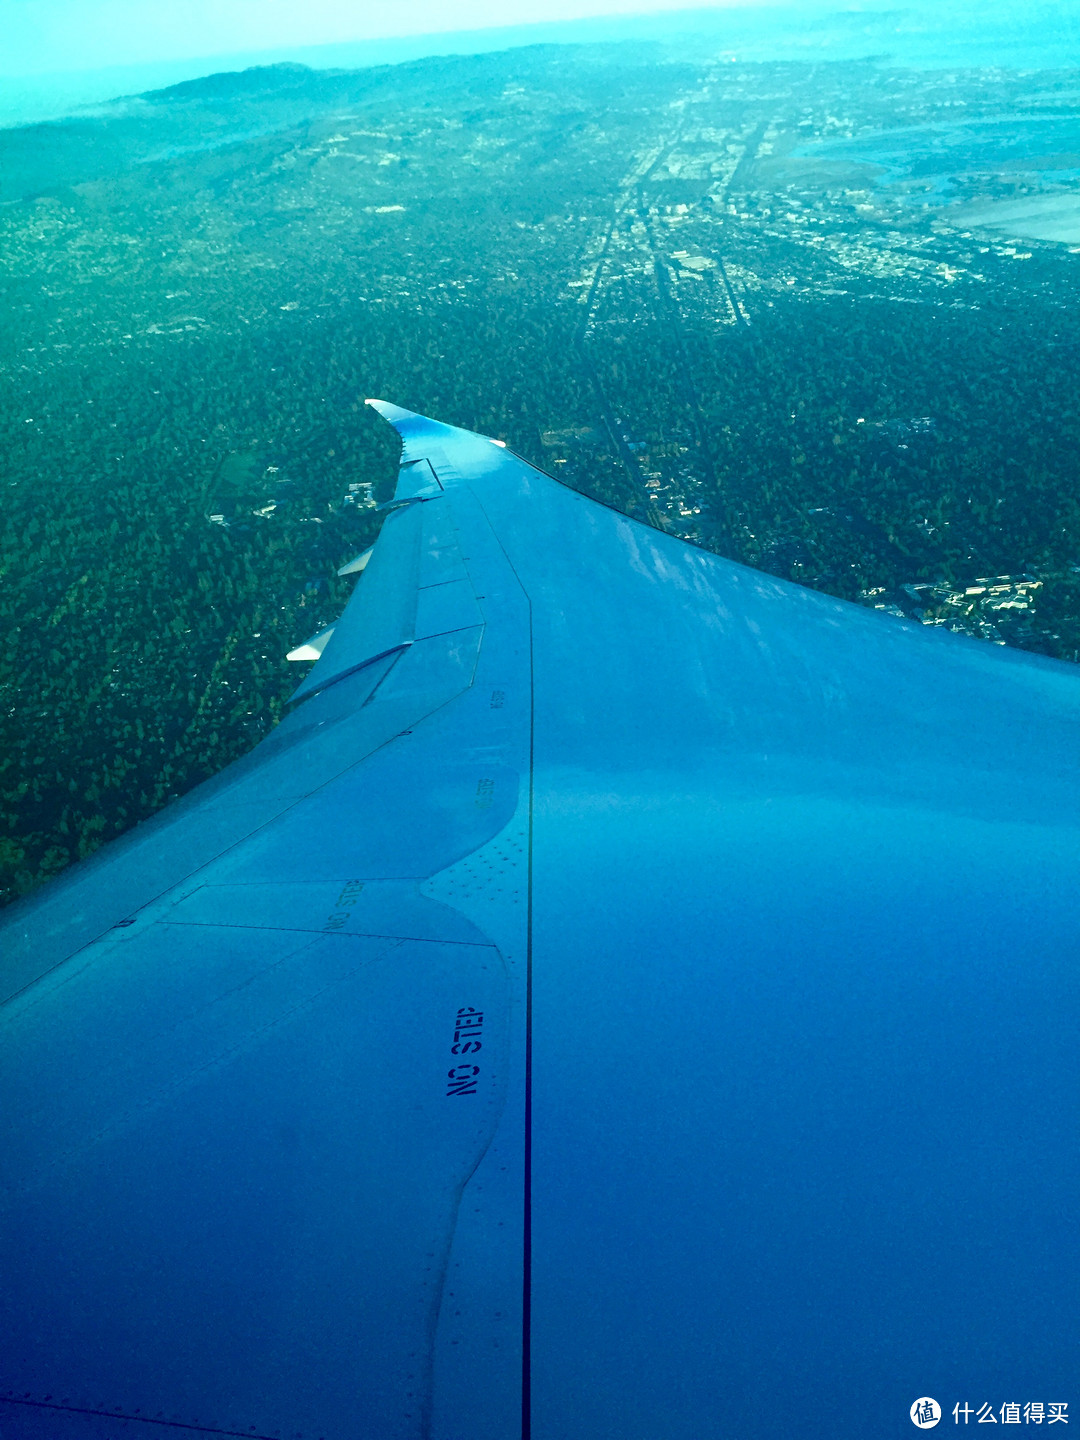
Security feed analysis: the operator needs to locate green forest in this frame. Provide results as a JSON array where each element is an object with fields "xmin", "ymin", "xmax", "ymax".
[{"xmin": 3, "ymin": 44, "xmax": 1080, "ymax": 904}]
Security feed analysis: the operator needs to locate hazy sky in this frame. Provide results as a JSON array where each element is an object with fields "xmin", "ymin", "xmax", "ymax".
[{"xmin": 6, "ymin": 0, "xmax": 795, "ymax": 76}]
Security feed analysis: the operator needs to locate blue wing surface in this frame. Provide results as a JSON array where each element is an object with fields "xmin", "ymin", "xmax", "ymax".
[{"xmin": 1, "ymin": 398, "xmax": 1077, "ymax": 1440}]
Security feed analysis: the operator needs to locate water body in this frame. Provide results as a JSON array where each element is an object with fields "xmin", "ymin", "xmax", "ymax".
[
  {"xmin": 804, "ymin": 115, "xmax": 1080, "ymax": 183},
  {"xmin": 957, "ymin": 193, "xmax": 1080, "ymax": 244},
  {"xmin": 800, "ymin": 112, "xmax": 1080, "ymax": 243}
]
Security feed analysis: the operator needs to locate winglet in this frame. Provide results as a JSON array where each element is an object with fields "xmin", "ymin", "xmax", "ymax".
[
  {"xmin": 364, "ymin": 398, "xmax": 459, "ymax": 447},
  {"xmin": 365, "ymin": 399, "xmax": 513, "ymax": 472},
  {"xmin": 364, "ymin": 398, "xmax": 422, "ymax": 426},
  {"xmin": 365, "ymin": 396, "xmax": 495, "ymax": 448}
]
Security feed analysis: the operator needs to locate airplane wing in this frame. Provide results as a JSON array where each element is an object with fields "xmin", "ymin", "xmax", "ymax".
[{"xmin": 2, "ymin": 399, "xmax": 1078, "ymax": 1440}]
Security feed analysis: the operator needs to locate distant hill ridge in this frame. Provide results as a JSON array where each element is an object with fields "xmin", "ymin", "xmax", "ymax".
[
  {"xmin": 148, "ymin": 62, "xmax": 320, "ymax": 103},
  {"xmin": 0, "ymin": 44, "xmax": 661, "ymax": 205},
  {"xmin": 3, "ymin": 0, "xmax": 1079, "ymax": 132}
]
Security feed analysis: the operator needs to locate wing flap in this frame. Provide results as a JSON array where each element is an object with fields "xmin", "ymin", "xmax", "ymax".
[
  {"xmin": 0, "ymin": 625, "xmax": 483, "ymax": 1003},
  {"xmin": 0, "ymin": 920, "xmax": 510, "ymax": 1440}
]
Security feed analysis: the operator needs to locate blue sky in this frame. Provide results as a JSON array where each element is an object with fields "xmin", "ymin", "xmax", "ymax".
[{"xmin": 6, "ymin": 0, "xmax": 785, "ymax": 77}]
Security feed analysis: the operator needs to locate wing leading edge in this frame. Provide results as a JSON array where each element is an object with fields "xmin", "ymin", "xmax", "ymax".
[{"xmin": 1, "ymin": 399, "xmax": 1078, "ymax": 1440}]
